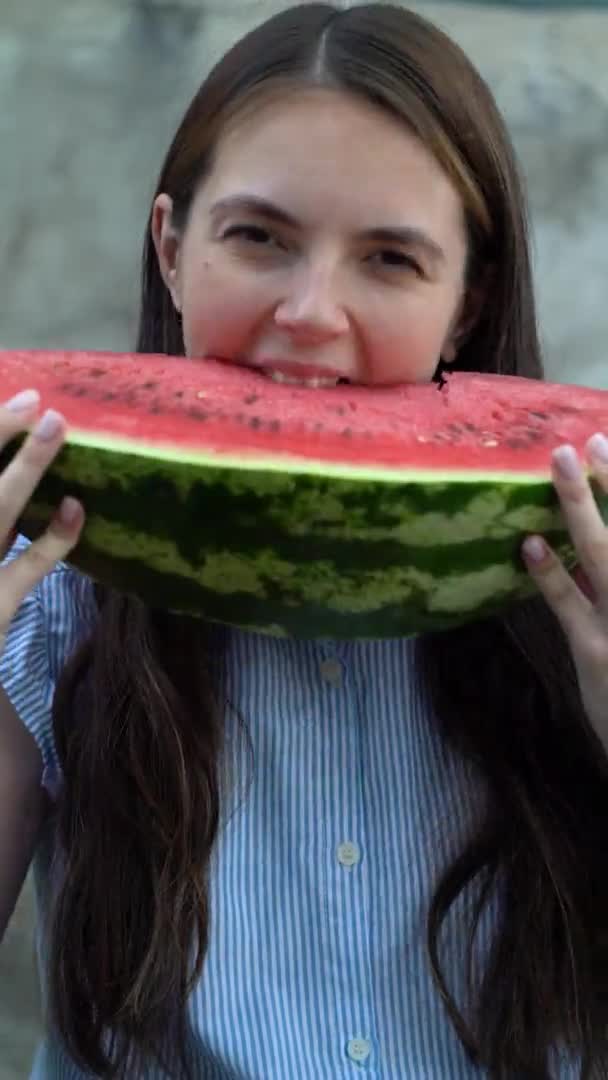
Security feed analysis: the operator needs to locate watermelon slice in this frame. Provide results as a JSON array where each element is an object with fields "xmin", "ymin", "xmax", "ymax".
[{"xmin": 1, "ymin": 349, "xmax": 607, "ymax": 639}]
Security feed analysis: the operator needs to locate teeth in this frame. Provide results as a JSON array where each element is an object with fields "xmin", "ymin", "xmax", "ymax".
[{"xmin": 266, "ymin": 370, "xmax": 340, "ymax": 388}]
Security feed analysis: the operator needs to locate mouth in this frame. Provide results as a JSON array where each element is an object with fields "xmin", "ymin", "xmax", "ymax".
[
  {"xmin": 235, "ymin": 357, "xmax": 349, "ymax": 389},
  {"xmin": 263, "ymin": 370, "xmax": 347, "ymax": 389},
  {"xmin": 204, "ymin": 355, "xmax": 351, "ymax": 388}
]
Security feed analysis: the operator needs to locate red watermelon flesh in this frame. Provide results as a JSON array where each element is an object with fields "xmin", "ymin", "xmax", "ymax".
[{"xmin": 1, "ymin": 349, "xmax": 606, "ymax": 476}]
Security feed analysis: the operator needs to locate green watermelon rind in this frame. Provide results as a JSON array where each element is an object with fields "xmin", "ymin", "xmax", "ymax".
[{"xmin": 12, "ymin": 435, "xmax": 606, "ymax": 639}]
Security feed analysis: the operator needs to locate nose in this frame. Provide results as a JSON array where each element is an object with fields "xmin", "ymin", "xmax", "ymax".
[{"xmin": 273, "ymin": 263, "xmax": 349, "ymax": 343}]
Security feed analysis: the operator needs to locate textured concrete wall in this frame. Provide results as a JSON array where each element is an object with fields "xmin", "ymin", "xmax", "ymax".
[
  {"xmin": 0, "ymin": 5, "xmax": 607, "ymax": 1075},
  {"xmin": 1, "ymin": 0, "xmax": 607, "ymax": 387}
]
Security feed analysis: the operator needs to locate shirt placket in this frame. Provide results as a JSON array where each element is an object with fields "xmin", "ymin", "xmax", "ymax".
[{"xmin": 312, "ymin": 640, "xmax": 381, "ymax": 1078}]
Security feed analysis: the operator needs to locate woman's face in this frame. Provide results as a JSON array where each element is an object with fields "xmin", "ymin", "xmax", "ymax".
[{"xmin": 153, "ymin": 88, "xmax": 471, "ymax": 387}]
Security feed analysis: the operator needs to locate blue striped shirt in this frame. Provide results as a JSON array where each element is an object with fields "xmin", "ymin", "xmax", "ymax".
[{"xmin": 1, "ymin": 536, "xmax": 579, "ymax": 1078}]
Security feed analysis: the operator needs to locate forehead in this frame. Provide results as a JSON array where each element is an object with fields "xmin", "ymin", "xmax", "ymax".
[{"xmin": 197, "ymin": 88, "xmax": 465, "ymax": 232}]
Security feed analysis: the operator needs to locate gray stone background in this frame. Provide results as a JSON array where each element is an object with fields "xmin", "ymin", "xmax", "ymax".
[{"xmin": 1, "ymin": 0, "xmax": 607, "ymax": 1076}]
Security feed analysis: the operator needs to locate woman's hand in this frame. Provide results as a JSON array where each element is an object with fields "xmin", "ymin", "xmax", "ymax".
[
  {"xmin": 0, "ymin": 389, "xmax": 84, "ymax": 655},
  {"xmin": 522, "ymin": 432, "xmax": 608, "ymax": 748}
]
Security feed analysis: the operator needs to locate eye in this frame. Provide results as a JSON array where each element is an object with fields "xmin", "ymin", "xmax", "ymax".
[
  {"xmin": 221, "ymin": 224, "xmax": 278, "ymax": 246},
  {"xmin": 367, "ymin": 250, "xmax": 423, "ymax": 275}
]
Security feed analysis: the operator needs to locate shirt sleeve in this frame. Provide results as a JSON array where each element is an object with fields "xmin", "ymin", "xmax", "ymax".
[{"xmin": 0, "ymin": 535, "xmax": 96, "ymax": 798}]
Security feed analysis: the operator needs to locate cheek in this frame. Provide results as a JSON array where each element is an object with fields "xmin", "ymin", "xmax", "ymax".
[
  {"xmin": 363, "ymin": 290, "xmax": 456, "ymax": 383},
  {"xmin": 179, "ymin": 256, "xmax": 273, "ymax": 358}
]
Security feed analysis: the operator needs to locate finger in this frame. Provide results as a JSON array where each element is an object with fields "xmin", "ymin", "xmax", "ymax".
[
  {"xmin": 0, "ymin": 390, "xmax": 41, "ymax": 461},
  {"xmin": 0, "ymin": 408, "xmax": 67, "ymax": 550},
  {"xmin": 0, "ymin": 390, "xmax": 42, "ymax": 554},
  {"xmin": 550, "ymin": 443, "xmax": 608, "ymax": 608},
  {"xmin": 0, "ymin": 497, "xmax": 84, "ymax": 626},
  {"xmin": 570, "ymin": 562, "xmax": 598, "ymax": 604},
  {"xmin": 522, "ymin": 534, "xmax": 593, "ymax": 639},
  {"xmin": 0, "ymin": 390, "xmax": 40, "ymax": 430},
  {"xmin": 586, "ymin": 432, "xmax": 608, "ymax": 495}
]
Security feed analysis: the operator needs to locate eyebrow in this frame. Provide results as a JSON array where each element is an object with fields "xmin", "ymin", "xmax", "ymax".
[{"xmin": 209, "ymin": 194, "xmax": 446, "ymax": 264}]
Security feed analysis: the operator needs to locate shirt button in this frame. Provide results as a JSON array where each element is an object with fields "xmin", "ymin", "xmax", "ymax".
[
  {"xmin": 319, "ymin": 657, "xmax": 343, "ymax": 686},
  {"xmin": 346, "ymin": 1037, "xmax": 371, "ymax": 1064},
  {"xmin": 337, "ymin": 840, "xmax": 361, "ymax": 868}
]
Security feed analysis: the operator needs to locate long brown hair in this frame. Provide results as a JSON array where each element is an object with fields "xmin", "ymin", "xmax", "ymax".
[{"xmin": 48, "ymin": 5, "xmax": 608, "ymax": 1076}]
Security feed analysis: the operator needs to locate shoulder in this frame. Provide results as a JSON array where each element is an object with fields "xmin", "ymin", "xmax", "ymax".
[
  {"xmin": 0, "ymin": 536, "xmax": 97, "ymax": 794},
  {"xmin": 3, "ymin": 534, "xmax": 97, "ymax": 676}
]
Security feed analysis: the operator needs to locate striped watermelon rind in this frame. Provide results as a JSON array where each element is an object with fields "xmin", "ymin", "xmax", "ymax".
[{"xmin": 14, "ymin": 430, "xmax": 597, "ymax": 639}]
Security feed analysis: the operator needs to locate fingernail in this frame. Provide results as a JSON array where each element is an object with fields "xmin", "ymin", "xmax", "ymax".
[
  {"xmin": 58, "ymin": 496, "xmax": 81, "ymax": 526},
  {"xmin": 588, "ymin": 432, "xmax": 608, "ymax": 464},
  {"xmin": 5, "ymin": 389, "xmax": 40, "ymax": 412},
  {"xmin": 33, "ymin": 409, "xmax": 62, "ymax": 441},
  {"xmin": 553, "ymin": 444, "xmax": 581, "ymax": 480},
  {"xmin": 523, "ymin": 536, "xmax": 546, "ymax": 563}
]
